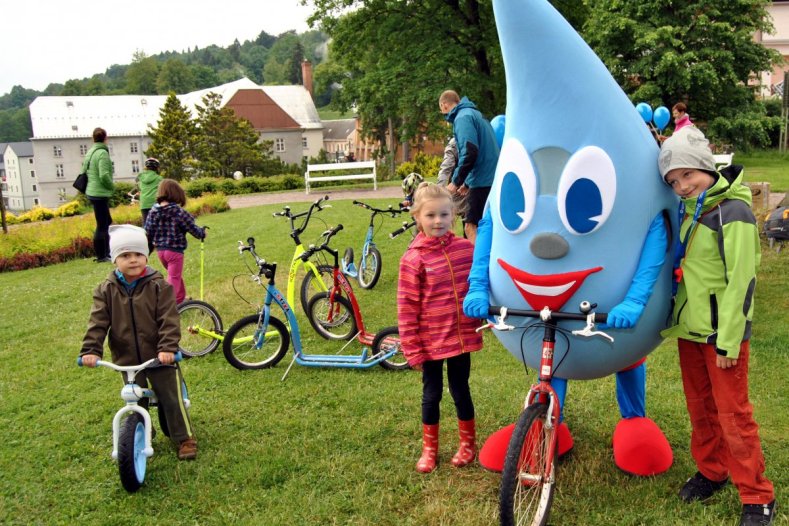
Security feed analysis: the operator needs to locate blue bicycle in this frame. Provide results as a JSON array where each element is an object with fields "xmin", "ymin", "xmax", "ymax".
[
  {"xmin": 341, "ymin": 200, "xmax": 406, "ymax": 289},
  {"xmin": 221, "ymin": 234, "xmax": 406, "ymax": 378}
]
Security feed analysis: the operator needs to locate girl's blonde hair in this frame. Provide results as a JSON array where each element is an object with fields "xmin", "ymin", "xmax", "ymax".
[{"xmin": 410, "ymin": 182, "xmax": 456, "ymax": 232}]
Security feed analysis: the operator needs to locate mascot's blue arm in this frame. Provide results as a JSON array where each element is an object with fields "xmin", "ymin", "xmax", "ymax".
[
  {"xmin": 464, "ymin": 208, "xmax": 494, "ymax": 319},
  {"xmin": 601, "ymin": 213, "xmax": 668, "ymax": 329},
  {"xmin": 464, "ymin": 210, "xmax": 667, "ymax": 327}
]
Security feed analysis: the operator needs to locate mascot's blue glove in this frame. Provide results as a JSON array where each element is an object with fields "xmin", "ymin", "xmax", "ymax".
[
  {"xmin": 464, "ymin": 208, "xmax": 493, "ymax": 319},
  {"xmin": 600, "ymin": 213, "xmax": 668, "ymax": 330}
]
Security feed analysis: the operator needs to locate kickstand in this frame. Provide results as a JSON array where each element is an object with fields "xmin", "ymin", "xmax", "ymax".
[{"xmin": 281, "ymin": 354, "xmax": 297, "ymax": 382}]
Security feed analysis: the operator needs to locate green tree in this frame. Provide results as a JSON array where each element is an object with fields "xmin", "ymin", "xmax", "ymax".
[
  {"xmin": 157, "ymin": 58, "xmax": 196, "ymax": 94},
  {"xmin": 192, "ymin": 92, "xmax": 268, "ymax": 178},
  {"xmin": 262, "ymin": 32, "xmax": 303, "ymax": 85},
  {"xmin": 191, "ymin": 65, "xmax": 220, "ymax": 89},
  {"xmin": 0, "ymin": 108, "xmax": 32, "ymax": 142},
  {"xmin": 308, "ymin": 0, "xmax": 505, "ymax": 158},
  {"xmin": 582, "ymin": 0, "xmax": 781, "ymax": 149},
  {"xmin": 125, "ymin": 51, "xmax": 160, "ymax": 94},
  {"xmin": 146, "ymin": 93, "xmax": 198, "ymax": 181}
]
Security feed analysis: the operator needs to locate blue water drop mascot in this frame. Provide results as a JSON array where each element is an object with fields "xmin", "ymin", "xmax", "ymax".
[{"xmin": 463, "ymin": 0, "xmax": 678, "ymax": 476}]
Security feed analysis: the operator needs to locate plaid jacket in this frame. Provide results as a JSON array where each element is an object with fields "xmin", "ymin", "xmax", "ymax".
[{"xmin": 144, "ymin": 203, "xmax": 205, "ymax": 253}]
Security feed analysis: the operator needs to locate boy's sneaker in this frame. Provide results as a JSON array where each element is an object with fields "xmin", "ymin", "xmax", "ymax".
[
  {"xmin": 678, "ymin": 471, "xmax": 729, "ymax": 503},
  {"xmin": 178, "ymin": 438, "xmax": 197, "ymax": 460},
  {"xmin": 740, "ymin": 500, "xmax": 776, "ymax": 526}
]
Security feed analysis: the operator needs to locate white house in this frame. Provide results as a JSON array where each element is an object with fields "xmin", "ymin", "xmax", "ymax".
[
  {"xmin": 2, "ymin": 142, "xmax": 38, "ymax": 212},
  {"xmin": 28, "ymin": 78, "xmax": 324, "ymax": 209}
]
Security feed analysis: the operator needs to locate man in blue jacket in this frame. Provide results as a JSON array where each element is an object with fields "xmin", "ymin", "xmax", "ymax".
[{"xmin": 439, "ymin": 90, "xmax": 500, "ymax": 243}]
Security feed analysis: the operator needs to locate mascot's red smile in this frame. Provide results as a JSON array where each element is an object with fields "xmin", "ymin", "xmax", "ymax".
[{"xmin": 498, "ymin": 259, "xmax": 603, "ymax": 311}]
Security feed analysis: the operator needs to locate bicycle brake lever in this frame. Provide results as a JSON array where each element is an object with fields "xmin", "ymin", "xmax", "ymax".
[
  {"xmin": 571, "ymin": 313, "xmax": 614, "ymax": 342},
  {"xmin": 476, "ymin": 308, "xmax": 515, "ymax": 332}
]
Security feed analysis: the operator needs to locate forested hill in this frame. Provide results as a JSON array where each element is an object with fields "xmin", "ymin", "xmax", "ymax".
[{"xmin": 0, "ymin": 29, "xmax": 329, "ymax": 143}]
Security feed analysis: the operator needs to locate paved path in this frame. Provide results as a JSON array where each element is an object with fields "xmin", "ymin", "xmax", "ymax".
[{"xmin": 227, "ymin": 185, "xmax": 403, "ymax": 209}]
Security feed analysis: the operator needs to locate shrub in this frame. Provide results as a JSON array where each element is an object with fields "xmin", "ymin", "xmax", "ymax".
[
  {"xmin": 4, "ymin": 211, "xmax": 17, "ymax": 225},
  {"xmin": 396, "ymin": 152, "xmax": 443, "ymax": 181},
  {"xmin": 111, "ymin": 182, "xmax": 136, "ymax": 207},
  {"xmin": 55, "ymin": 201, "xmax": 82, "ymax": 217},
  {"xmin": 17, "ymin": 206, "xmax": 56, "ymax": 223}
]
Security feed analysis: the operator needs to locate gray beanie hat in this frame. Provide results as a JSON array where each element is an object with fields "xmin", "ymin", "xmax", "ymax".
[
  {"xmin": 658, "ymin": 126, "xmax": 716, "ymax": 183},
  {"xmin": 109, "ymin": 224, "xmax": 149, "ymax": 262}
]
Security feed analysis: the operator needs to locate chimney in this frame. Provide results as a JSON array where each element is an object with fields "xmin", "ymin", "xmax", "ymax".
[{"xmin": 301, "ymin": 59, "xmax": 314, "ymax": 98}]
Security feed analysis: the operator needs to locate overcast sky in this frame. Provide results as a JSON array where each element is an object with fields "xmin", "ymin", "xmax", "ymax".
[{"xmin": 0, "ymin": 0, "xmax": 314, "ymax": 95}]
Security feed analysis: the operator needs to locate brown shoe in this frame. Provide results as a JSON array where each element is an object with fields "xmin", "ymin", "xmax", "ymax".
[{"xmin": 178, "ymin": 438, "xmax": 197, "ymax": 460}]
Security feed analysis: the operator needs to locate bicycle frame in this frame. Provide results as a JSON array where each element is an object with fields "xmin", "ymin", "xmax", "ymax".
[
  {"xmin": 342, "ymin": 200, "xmax": 404, "ymax": 281},
  {"xmin": 273, "ymin": 196, "xmax": 333, "ymax": 308},
  {"xmin": 324, "ymin": 245, "xmax": 376, "ymax": 346}
]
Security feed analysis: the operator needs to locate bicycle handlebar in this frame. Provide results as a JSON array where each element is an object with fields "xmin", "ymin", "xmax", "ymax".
[
  {"xmin": 353, "ymin": 200, "xmax": 405, "ymax": 216},
  {"xmin": 488, "ymin": 304, "xmax": 607, "ymax": 324},
  {"xmin": 78, "ymin": 352, "xmax": 183, "ymax": 370},
  {"xmin": 300, "ymin": 224, "xmax": 344, "ymax": 261},
  {"xmin": 273, "ymin": 196, "xmax": 330, "ymax": 237},
  {"xmin": 390, "ymin": 220, "xmax": 417, "ymax": 239}
]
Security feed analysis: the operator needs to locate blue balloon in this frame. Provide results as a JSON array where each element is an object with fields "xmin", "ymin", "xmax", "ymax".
[
  {"xmin": 653, "ymin": 106, "xmax": 670, "ymax": 131},
  {"xmin": 491, "ymin": 114, "xmax": 505, "ymax": 149},
  {"xmin": 635, "ymin": 102, "xmax": 653, "ymax": 124}
]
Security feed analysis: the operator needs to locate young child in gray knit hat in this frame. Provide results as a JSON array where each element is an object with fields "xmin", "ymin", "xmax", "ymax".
[{"xmin": 658, "ymin": 127, "xmax": 776, "ymax": 525}]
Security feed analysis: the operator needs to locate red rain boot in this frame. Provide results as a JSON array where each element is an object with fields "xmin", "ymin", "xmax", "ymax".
[
  {"xmin": 416, "ymin": 423, "xmax": 439, "ymax": 473},
  {"xmin": 451, "ymin": 418, "xmax": 477, "ymax": 467}
]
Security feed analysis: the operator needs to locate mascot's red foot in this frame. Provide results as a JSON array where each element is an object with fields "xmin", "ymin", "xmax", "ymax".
[
  {"xmin": 612, "ymin": 417, "xmax": 672, "ymax": 476},
  {"xmin": 479, "ymin": 422, "xmax": 574, "ymax": 472}
]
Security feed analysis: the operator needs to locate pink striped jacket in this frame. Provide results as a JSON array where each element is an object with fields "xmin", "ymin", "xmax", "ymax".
[{"xmin": 397, "ymin": 231, "xmax": 483, "ymax": 367}]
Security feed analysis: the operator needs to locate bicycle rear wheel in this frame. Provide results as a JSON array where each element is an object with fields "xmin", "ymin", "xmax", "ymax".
[
  {"xmin": 306, "ymin": 292, "xmax": 357, "ymax": 341},
  {"xmin": 178, "ymin": 300, "xmax": 222, "ymax": 357},
  {"xmin": 118, "ymin": 412, "xmax": 147, "ymax": 493},
  {"xmin": 222, "ymin": 314, "xmax": 290, "ymax": 370},
  {"xmin": 357, "ymin": 246, "xmax": 382, "ymax": 289},
  {"xmin": 372, "ymin": 326, "xmax": 410, "ymax": 371},
  {"xmin": 499, "ymin": 402, "xmax": 558, "ymax": 526}
]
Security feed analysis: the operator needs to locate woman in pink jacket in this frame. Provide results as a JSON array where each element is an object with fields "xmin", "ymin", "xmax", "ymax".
[{"xmin": 397, "ymin": 183, "xmax": 484, "ymax": 474}]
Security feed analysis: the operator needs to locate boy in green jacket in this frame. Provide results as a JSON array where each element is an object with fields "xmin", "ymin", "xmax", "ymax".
[
  {"xmin": 135, "ymin": 157, "xmax": 163, "ymax": 224},
  {"xmin": 659, "ymin": 127, "xmax": 775, "ymax": 526}
]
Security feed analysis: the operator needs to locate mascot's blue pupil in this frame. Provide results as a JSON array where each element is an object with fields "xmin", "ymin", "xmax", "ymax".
[
  {"xmin": 501, "ymin": 171, "xmax": 526, "ymax": 231},
  {"xmin": 566, "ymin": 178, "xmax": 602, "ymax": 233}
]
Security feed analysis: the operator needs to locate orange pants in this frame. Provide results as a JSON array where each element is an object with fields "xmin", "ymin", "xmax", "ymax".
[{"xmin": 678, "ymin": 339, "xmax": 774, "ymax": 504}]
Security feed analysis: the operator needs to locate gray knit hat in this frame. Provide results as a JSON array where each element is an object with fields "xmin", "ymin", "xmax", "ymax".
[
  {"xmin": 658, "ymin": 126, "xmax": 716, "ymax": 183},
  {"xmin": 109, "ymin": 224, "xmax": 149, "ymax": 262}
]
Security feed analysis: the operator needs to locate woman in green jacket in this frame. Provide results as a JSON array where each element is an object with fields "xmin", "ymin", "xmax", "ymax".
[{"xmin": 84, "ymin": 127, "xmax": 115, "ymax": 262}]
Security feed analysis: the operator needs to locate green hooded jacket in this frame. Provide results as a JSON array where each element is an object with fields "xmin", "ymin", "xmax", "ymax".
[
  {"xmin": 661, "ymin": 165, "xmax": 760, "ymax": 359},
  {"xmin": 83, "ymin": 143, "xmax": 114, "ymax": 198},
  {"xmin": 136, "ymin": 169, "xmax": 163, "ymax": 210}
]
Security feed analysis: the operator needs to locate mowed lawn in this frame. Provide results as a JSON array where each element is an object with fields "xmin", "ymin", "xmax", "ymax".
[{"xmin": 0, "ymin": 191, "xmax": 786, "ymax": 525}]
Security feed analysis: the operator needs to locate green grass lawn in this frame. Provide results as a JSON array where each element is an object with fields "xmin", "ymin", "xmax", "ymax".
[
  {"xmin": 736, "ymin": 149, "xmax": 789, "ymax": 193},
  {"xmin": 1, "ymin": 198, "xmax": 787, "ymax": 525}
]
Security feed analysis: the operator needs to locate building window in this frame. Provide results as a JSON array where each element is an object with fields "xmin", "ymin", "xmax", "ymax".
[
  {"xmin": 34, "ymin": 198, "xmax": 40, "ymax": 205},
  {"xmin": 131, "ymin": 160, "xmax": 140, "ymax": 174},
  {"xmin": 58, "ymin": 187, "xmax": 67, "ymax": 202},
  {"xmin": 32, "ymin": 184, "xmax": 37, "ymax": 191},
  {"xmin": 56, "ymin": 164, "xmax": 65, "ymax": 178},
  {"xmin": 80, "ymin": 144, "xmax": 88, "ymax": 155},
  {"xmin": 53, "ymin": 145, "xmax": 63, "ymax": 157},
  {"xmin": 302, "ymin": 136, "xmax": 308, "ymax": 149},
  {"xmin": 130, "ymin": 142, "xmax": 138, "ymax": 153},
  {"xmin": 275, "ymin": 138, "xmax": 285, "ymax": 152},
  {"xmin": 30, "ymin": 170, "xmax": 35, "ymax": 178},
  {"xmin": 28, "ymin": 158, "xmax": 33, "ymax": 164}
]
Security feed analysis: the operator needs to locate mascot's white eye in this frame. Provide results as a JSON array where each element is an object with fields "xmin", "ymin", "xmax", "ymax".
[
  {"xmin": 557, "ymin": 146, "xmax": 616, "ymax": 235},
  {"xmin": 494, "ymin": 138, "xmax": 537, "ymax": 234}
]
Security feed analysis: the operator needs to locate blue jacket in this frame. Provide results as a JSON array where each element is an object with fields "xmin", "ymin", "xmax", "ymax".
[{"xmin": 445, "ymin": 97, "xmax": 499, "ymax": 188}]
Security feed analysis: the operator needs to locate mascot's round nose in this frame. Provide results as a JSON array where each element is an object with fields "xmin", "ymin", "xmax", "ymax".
[{"xmin": 530, "ymin": 233, "xmax": 569, "ymax": 259}]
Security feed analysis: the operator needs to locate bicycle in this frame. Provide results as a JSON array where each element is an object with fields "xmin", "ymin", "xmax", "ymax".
[
  {"xmin": 272, "ymin": 195, "xmax": 337, "ymax": 315},
  {"xmin": 77, "ymin": 352, "xmax": 189, "ymax": 492},
  {"xmin": 221, "ymin": 235, "xmax": 407, "ymax": 379},
  {"xmin": 389, "ymin": 219, "xmax": 417, "ymax": 241},
  {"xmin": 300, "ymin": 226, "xmax": 409, "ymax": 370},
  {"xmin": 478, "ymin": 302, "xmax": 611, "ymax": 526},
  {"xmin": 338, "ymin": 200, "xmax": 406, "ymax": 289}
]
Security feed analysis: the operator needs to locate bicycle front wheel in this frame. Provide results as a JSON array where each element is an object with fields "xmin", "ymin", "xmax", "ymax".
[
  {"xmin": 178, "ymin": 300, "xmax": 222, "ymax": 357},
  {"xmin": 372, "ymin": 326, "xmax": 410, "ymax": 371},
  {"xmin": 306, "ymin": 292, "xmax": 357, "ymax": 341},
  {"xmin": 357, "ymin": 246, "xmax": 382, "ymax": 289},
  {"xmin": 222, "ymin": 314, "xmax": 290, "ymax": 370},
  {"xmin": 118, "ymin": 412, "xmax": 147, "ymax": 493},
  {"xmin": 499, "ymin": 402, "xmax": 558, "ymax": 526},
  {"xmin": 299, "ymin": 264, "xmax": 335, "ymax": 315}
]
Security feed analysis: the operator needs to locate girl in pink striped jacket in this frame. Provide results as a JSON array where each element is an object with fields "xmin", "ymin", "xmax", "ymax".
[{"xmin": 397, "ymin": 183, "xmax": 484, "ymax": 473}]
